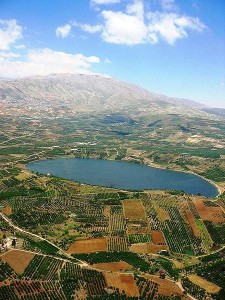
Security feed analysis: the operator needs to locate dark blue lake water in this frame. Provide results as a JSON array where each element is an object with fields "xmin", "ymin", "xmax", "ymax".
[{"xmin": 27, "ymin": 158, "xmax": 218, "ymax": 197}]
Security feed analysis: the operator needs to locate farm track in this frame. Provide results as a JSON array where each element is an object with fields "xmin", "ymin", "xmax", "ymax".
[{"xmin": 0, "ymin": 212, "xmax": 85, "ymax": 264}]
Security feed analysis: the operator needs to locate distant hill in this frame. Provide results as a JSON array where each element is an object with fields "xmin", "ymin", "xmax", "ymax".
[
  {"xmin": 0, "ymin": 73, "xmax": 217, "ymax": 118},
  {"xmin": 202, "ymin": 107, "xmax": 225, "ymax": 118}
]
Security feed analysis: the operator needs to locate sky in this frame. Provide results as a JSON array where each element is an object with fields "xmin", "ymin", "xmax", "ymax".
[{"xmin": 0, "ymin": 0, "xmax": 224, "ymax": 108}]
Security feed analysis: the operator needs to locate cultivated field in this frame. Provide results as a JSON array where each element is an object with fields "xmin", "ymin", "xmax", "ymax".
[
  {"xmin": 185, "ymin": 210, "xmax": 200, "ymax": 238},
  {"xmin": 123, "ymin": 199, "xmax": 146, "ymax": 221},
  {"xmin": 93, "ymin": 261, "xmax": 133, "ymax": 272},
  {"xmin": 104, "ymin": 272, "xmax": 140, "ymax": 297},
  {"xmin": 1, "ymin": 206, "xmax": 12, "ymax": 216},
  {"xmin": 129, "ymin": 243, "xmax": 168, "ymax": 254},
  {"xmin": 67, "ymin": 238, "xmax": 108, "ymax": 254},
  {"xmin": 145, "ymin": 274, "xmax": 183, "ymax": 297},
  {"xmin": 193, "ymin": 198, "xmax": 225, "ymax": 223},
  {"xmin": 2, "ymin": 250, "xmax": 35, "ymax": 274},
  {"xmin": 188, "ymin": 274, "xmax": 221, "ymax": 294},
  {"xmin": 150, "ymin": 230, "xmax": 166, "ymax": 245}
]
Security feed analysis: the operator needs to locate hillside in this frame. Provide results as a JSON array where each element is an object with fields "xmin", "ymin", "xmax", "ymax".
[{"xmin": 0, "ymin": 73, "xmax": 214, "ymax": 118}]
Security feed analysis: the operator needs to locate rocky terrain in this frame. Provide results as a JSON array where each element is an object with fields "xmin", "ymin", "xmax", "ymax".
[{"xmin": 0, "ymin": 73, "xmax": 218, "ymax": 119}]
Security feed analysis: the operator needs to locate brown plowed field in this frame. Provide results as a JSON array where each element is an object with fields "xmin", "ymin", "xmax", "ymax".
[
  {"xmin": 1, "ymin": 206, "xmax": 12, "ymax": 215},
  {"xmin": 145, "ymin": 275, "xmax": 183, "ymax": 297},
  {"xmin": 127, "ymin": 224, "xmax": 149, "ymax": 234},
  {"xmin": 2, "ymin": 250, "xmax": 35, "ymax": 274},
  {"xmin": 155, "ymin": 207, "xmax": 170, "ymax": 222},
  {"xmin": 129, "ymin": 243, "xmax": 168, "ymax": 254},
  {"xmin": 185, "ymin": 210, "xmax": 200, "ymax": 237},
  {"xmin": 104, "ymin": 273, "xmax": 139, "ymax": 297},
  {"xmin": 150, "ymin": 230, "xmax": 166, "ymax": 245},
  {"xmin": 123, "ymin": 199, "xmax": 146, "ymax": 221},
  {"xmin": 193, "ymin": 198, "xmax": 225, "ymax": 223},
  {"xmin": 188, "ymin": 274, "xmax": 221, "ymax": 294},
  {"xmin": 67, "ymin": 237, "xmax": 108, "ymax": 254}
]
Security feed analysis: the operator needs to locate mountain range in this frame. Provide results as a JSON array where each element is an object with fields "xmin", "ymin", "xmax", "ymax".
[{"xmin": 0, "ymin": 73, "xmax": 223, "ymax": 118}]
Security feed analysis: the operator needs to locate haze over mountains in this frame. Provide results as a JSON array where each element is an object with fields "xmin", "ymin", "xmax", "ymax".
[{"xmin": 0, "ymin": 73, "xmax": 223, "ymax": 118}]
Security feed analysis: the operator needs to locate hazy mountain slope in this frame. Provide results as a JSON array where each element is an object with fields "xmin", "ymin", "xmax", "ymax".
[
  {"xmin": 202, "ymin": 107, "xmax": 225, "ymax": 119},
  {"xmin": 0, "ymin": 73, "xmax": 215, "ymax": 118}
]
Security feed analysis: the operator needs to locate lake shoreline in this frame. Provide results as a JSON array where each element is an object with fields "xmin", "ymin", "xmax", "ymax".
[
  {"xmin": 142, "ymin": 158, "xmax": 221, "ymax": 197},
  {"xmin": 26, "ymin": 157, "xmax": 219, "ymax": 198}
]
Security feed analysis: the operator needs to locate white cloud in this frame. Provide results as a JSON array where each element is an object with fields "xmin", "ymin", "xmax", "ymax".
[
  {"xmin": 126, "ymin": 0, "xmax": 144, "ymax": 20},
  {"xmin": 101, "ymin": 10, "xmax": 147, "ymax": 45},
  {"xmin": 0, "ymin": 51, "xmax": 20, "ymax": 58},
  {"xmin": 57, "ymin": 21, "xmax": 102, "ymax": 36},
  {"xmin": 101, "ymin": 0, "xmax": 148, "ymax": 45},
  {"xmin": 0, "ymin": 19, "xmax": 22, "ymax": 50},
  {"xmin": 0, "ymin": 48, "xmax": 100, "ymax": 78},
  {"xmin": 57, "ymin": 0, "xmax": 206, "ymax": 46},
  {"xmin": 147, "ymin": 12, "xmax": 206, "ymax": 45},
  {"xmin": 78, "ymin": 23, "xmax": 102, "ymax": 33},
  {"xmin": 91, "ymin": 0, "xmax": 120, "ymax": 4},
  {"xmin": 159, "ymin": 0, "xmax": 178, "ymax": 12},
  {"xmin": 56, "ymin": 24, "xmax": 71, "ymax": 38},
  {"xmin": 98, "ymin": 0, "xmax": 206, "ymax": 45}
]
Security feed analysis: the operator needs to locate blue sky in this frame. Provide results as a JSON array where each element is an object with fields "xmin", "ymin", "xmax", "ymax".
[{"xmin": 0, "ymin": 0, "xmax": 224, "ymax": 108}]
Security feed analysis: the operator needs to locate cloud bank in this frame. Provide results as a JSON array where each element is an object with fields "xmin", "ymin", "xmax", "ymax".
[
  {"xmin": 60, "ymin": 0, "xmax": 206, "ymax": 46},
  {"xmin": 0, "ymin": 48, "xmax": 100, "ymax": 78}
]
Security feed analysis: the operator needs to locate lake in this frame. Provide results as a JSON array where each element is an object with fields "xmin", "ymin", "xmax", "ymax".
[{"xmin": 26, "ymin": 158, "xmax": 218, "ymax": 197}]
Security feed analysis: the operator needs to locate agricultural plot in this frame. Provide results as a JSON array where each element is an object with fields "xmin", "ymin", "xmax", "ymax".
[
  {"xmin": 1, "ymin": 206, "xmax": 12, "ymax": 216},
  {"xmin": 22, "ymin": 238, "xmax": 59, "ymax": 255},
  {"xmin": 182, "ymin": 277, "xmax": 224, "ymax": 300},
  {"xmin": 108, "ymin": 237, "xmax": 128, "ymax": 251},
  {"xmin": 144, "ymin": 274, "xmax": 183, "ymax": 297},
  {"xmin": 184, "ymin": 210, "xmax": 200, "ymax": 238},
  {"xmin": 150, "ymin": 230, "xmax": 166, "ymax": 245},
  {"xmin": 128, "ymin": 233, "xmax": 152, "ymax": 244},
  {"xmin": 146, "ymin": 195, "xmax": 209, "ymax": 255},
  {"xmin": 188, "ymin": 274, "xmax": 221, "ymax": 294},
  {"xmin": 109, "ymin": 212, "xmax": 126, "ymax": 235},
  {"xmin": 23, "ymin": 255, "xmax": 63, "ymax": 280},
  {"xmin": 92, "ymin": 261, "xmax": 133, "ymax": 272},
  {"xmin": 122, "ymin": 199, "xmax": 146, "ymax": 221},
  {"xmin": 1, "ymin": 250, "xmax": 35, "ymax": 274},
  {"xmin": 67, "ymin": 237, "xmax": 108, "ymax": 254},
  {"xmin": 193, "ymin": 198, "xmax": 225, "ymax": 223},
  {"xmin": 153, "ymin": 206, "xmax": 170, "ymax": 222},
  {"xmin": 11, "ymin": 209, "xmax": 67, "ymax": 229},
  {"xmin": 195, "ymin": 259, "xmax": 225, "ymax": 291},
  {"xmin": 0, "ymin": 253, "xmax": 117, "ymax": 299},
  {"xmin": 104, "ymin": 273, "xmax": 140, "ymax": 298},
  {"xmin": 204, "ymin": 221, "xmax": 225, "ymax": 245},
  {"xmin": 0, "ymin": 260, "xmax": 16, "ymax": 281},
  {"xmin": 73, "ymin": 251, "xmax": 151, "ymax": 272},
  {"xmin": 0, "ymin": 284, "xmax": 18, "ymax": 300},
  {"xmin": 184, "ymin": 249, "xmax": 225, "ymax": 299},
  {"xmin": 136, "ymin": 276, "xmax": 159, "ymax": 299},
  {"xmin": 129, "ymin": 243, "xmax": 168, "ymax": 254}
]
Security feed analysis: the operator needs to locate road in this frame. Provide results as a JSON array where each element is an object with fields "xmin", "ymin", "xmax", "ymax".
[{"xmin": 0, "ymin": 212, "xmax": 71, "ymax": 259}]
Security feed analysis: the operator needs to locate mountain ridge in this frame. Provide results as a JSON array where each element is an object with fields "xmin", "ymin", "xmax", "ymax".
[{"xmin": 0, "ymin": 73, "xmax": 217, "ymax": 118}]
